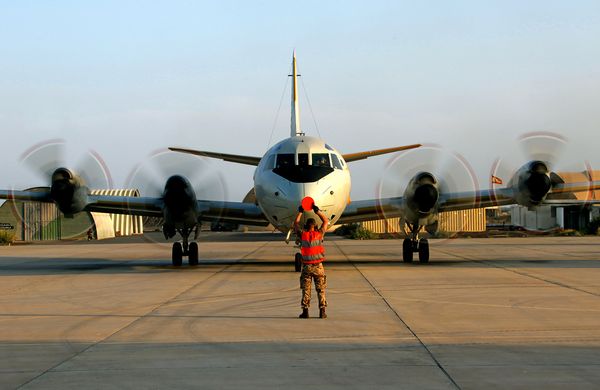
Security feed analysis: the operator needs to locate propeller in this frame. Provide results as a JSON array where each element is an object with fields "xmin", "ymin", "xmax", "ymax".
[
  {"xmin": 19, "ymin": 138, "xmax": 113, "ymax": 190},
  {"xmin": 377, "ymin": 144, "xmax": 479, "ymax": 232},
  {"xmin": 15, "ymin": 139, "xmax": 113, "ymax": 238},
  {"xmin": 491, "ymin": 131, "xmax": 596, "ymax": 206},
  {"xmin": 489, "ymin": 131, "xmax": 568, "ymax": 189},
  {"xmin": 125, "ymin": 148, "xmax": 227, "ymax": 201},
  {"xmin": 378, "ymin": 144, "xmax": 479, "ymax": 201}
]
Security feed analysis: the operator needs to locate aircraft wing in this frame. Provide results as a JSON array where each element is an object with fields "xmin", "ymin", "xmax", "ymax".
[
  {"xmin": 337, "ymin": 181, "xmax": 600, "ymax": 224},
  {"xmin": 87, "ymin": 196, "xmax": 269, "ymax": 226},
  {"xmin": 85, "ymin": 195, "xmax": 164, "ymax": 217},
  {"xmin": 170, "ymin": 143, "xmax": 423, "ymax": 166},
  {"xmin": 438, "ymin": 181, "xmax": 600, "ymax": 211},
  {"xmin": 337, "ymin": 198, "xmax": 404, "ymax": 224},
  {"xmin": 168, "ymin": 147, "xmax": 261, "ymax": 166},
  {"xmin": 342, "ymin": 144, "xmax": 421, "ymax": 163},
  {"xmin": 337, "ymin": 188, "xmax": 516, "ymax": 224},
  {"xmin": 0, "ymin": 189, "xmax": 53, "ymax": 202},
  {"xmin": 0, "ymin": 190, "xmax": 269, "ymax": 226}
]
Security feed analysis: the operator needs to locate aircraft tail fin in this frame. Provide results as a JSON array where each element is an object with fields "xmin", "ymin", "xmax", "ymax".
[{"xmin": 290, "ymin": 51, "xmax": 302, "ymax": 137}]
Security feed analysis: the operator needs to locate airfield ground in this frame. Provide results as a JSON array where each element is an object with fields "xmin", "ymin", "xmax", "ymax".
[{"xmin": 0, "ymin": 233, "xmax": 599, "ymax": 389}]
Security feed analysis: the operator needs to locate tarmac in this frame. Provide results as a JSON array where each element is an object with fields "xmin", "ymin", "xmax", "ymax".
[{"xmin": 0, "ymin": 232, "xmax": 599, "ymax": 389}]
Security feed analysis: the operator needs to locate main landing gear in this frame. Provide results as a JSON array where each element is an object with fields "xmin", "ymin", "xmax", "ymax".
[
  {"xmin": 402, "ymin": 223, "xmax": 429, "ymax": 263},
  {"xmin": 171, "ymin": 227, "xmax": 199, "ymax": 266}
]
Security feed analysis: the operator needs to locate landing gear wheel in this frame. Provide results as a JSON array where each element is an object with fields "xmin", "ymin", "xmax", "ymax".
[
  {"xmin": 188, "ymin": 242, "xmax": 199, "ymax": 266},
  {"xmin": 402, "ymin": 238, "xmax": 413, "ymax": 263},
  {"xmin": 418, "ymin": 238, "xmax": 429, "ymax": 263},
  {"xmin": 172, "ymin": 242, "xmax": 183, "ymax": 266},
  {"xmin": 294, "ymin": 253, "xmax": 302, "ymax": 272}
]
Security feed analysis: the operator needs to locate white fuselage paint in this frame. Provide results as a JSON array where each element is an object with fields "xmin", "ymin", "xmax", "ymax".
[{"xmin": 253, "ymin": 135, "xmax": 351, "ymax": 232}]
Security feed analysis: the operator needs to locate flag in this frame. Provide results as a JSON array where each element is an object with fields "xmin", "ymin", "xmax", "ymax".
[{"xmin": 491, "ymin": 175, "xmax": 503, "ymax": 185}]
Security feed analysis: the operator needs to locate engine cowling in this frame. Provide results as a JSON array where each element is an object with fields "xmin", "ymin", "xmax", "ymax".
[
  {"xmin": 161, "ymin": 175, "xmax": 198, "ymax": 238},
  {"xmin": 403, "ymin": 172, "xmax": 440, "ymax": 222},
  {"xmin": 509, "ymin": 161, "xmax": 552, "ymax": 208},
  {"xmin": 50, "ymin": 168, "xmax": 89, "ymax": 215}
]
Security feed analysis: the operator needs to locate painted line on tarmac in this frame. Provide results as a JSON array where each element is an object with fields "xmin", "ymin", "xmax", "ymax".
[
  {"xmin": 434, "ymin": 247, "xmax": 600, "ymax": 298},
  {"xmin": 333, "ymin": 241, "xmax": 462, "ymax": 390},
  {"xmin": 14, "ymin": 240, "xmax": 272, "ymax": 389}
]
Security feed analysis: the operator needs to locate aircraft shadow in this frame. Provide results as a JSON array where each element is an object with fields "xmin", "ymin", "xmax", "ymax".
[{"xmin": 0, "ymin": 256, "xmax": 599, "ymax": 275}]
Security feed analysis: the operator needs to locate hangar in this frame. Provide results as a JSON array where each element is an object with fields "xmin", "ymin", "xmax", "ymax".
[
  {"xmin": 0, "ymin": 188, "xmax": 143, "ymax": 241},
  {"xmin": 510, "ymin": 170, "xmax": 600, "ymax": 231}
]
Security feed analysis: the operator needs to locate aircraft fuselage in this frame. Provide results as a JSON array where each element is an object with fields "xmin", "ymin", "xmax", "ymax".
[{"xmin": 254, "ymin": 135, "xmax": 351, "ymax": 232}]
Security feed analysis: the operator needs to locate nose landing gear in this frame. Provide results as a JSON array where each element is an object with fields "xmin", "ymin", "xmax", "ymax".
[
  {"xmin": 402, "ymin": 223, "xmax": 430, "ymax": 263},
  {"xmin": 171, "ymin": 226, "xmax": 200, "ymax": 266}
]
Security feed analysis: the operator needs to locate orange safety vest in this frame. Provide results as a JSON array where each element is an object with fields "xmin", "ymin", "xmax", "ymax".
[{"xmin": 300, "ymin": 230, "xmax": 325, "ymax": 264}]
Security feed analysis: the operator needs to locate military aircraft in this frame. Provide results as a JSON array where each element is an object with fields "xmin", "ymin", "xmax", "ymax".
[{"xmin": 2, "ymin": 53, "xmax": 600, "ymax": 268}]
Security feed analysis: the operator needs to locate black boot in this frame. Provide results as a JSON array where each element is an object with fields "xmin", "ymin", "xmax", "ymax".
[
  {"xmin": 319, "ymin": 308, "xmax": 327, "ymax": 319},
  {"xmin": 299, "ymin": 308, "xmax": 309, "ymax": 318}
]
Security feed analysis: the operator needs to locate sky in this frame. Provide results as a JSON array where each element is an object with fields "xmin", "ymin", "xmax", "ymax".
[{"xmin": 1, "ymin": 1, "xmax": 599, "ymax": 201}]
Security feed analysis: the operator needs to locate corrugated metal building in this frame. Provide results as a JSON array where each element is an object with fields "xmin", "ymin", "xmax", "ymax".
[
  {"xmin": 0, "ymin": 188, "xmax": 144, "ymax": 241},
  {"xmin": 361, "ymin": 208, "xmax": 487, "ymax": 234},
  {"xmin": 90, "ymin": 189, "xmax": 144, "ymax": 237}
]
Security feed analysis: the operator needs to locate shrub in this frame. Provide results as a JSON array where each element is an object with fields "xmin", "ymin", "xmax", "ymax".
[
  {"xmin": 585, "ymin": 217, "xmax": 600, "ymax": 235},
  {"xmin": 334, "ymin": 223, "xmax": 376, "ymax": 240},
  {"xmin": 349, "ymin": 226, "xmax": 376, "ymax": 240},
  {"xmin": 557, "ymin": 229, "xmax": 583, "ymax": 237},
  {"xmin": 0, "ymin": 230, "xmax": 16, "ymax": 245}
]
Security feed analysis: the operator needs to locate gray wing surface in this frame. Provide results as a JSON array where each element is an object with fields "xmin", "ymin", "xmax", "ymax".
[
  {"xmin": 168, "ymin": 147, "xmax": 261, "ymax": 166},
  {"xmin": 86, "ymin": 196, "xmax": 269, "ymax": 226},
  {"xmin": 338, "ymin": 181, "xmax": 600, "ymax": 224},
  {"xmin": 337, "ymin": 198, "xmax": 404, "ymax": 224},
  {"xmin": 0, "ymin": 190, "xmax": 269, "ymax": 226},
  {"xmin": 0, "ymin": 189, "xmax": 52, "ymax": 202}
]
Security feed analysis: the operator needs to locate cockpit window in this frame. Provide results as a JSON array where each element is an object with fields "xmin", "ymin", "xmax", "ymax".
[
  {"xmin": 298, "ymin": 153, "xmax": 309, "ymax": 166},
  {"xmin": 331, "ymin": 154, "xmax": 343, "ymax": 170},
  {"xmin": 276, "ymin": 154, "xmax": 294, "ymax": 168},
  {"xmin": 263, "ymin": 154, "xmax": 276, "ymax": 171},
  {"xmin": 312, "ymin": 153, "xmax": 331, "ymax": 167}
]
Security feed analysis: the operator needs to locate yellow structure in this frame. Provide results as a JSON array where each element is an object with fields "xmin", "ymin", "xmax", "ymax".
[
  {"xmin": 361, "ymin": 208, "xmax": 487, "ymax": 234},
  {"xmin": 90, "ymin": 189, "xmax": 144, "ymax": 238}
]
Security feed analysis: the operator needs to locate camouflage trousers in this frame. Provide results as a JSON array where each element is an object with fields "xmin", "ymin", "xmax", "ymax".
[{"xmin": 300, "ymin": 263, "xmax": 327, "ymax": 309}]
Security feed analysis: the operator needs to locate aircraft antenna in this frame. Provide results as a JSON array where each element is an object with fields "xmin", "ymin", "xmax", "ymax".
[
  {"xmin": 300, "ymin": 76, "xmax": 322, "ymax": 139},
  {"xmin": 267, "ymin": 73, "xmax": 290, "ymax": 147},
  {"xmin": 289, "ymin": 51, "xmax": 302, "ymax": 137}
]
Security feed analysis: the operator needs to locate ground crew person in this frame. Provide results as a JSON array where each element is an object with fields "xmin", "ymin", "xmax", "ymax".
[{"xmin": 294, "ymin": 203, "xmax": 329, "ymax": 319}]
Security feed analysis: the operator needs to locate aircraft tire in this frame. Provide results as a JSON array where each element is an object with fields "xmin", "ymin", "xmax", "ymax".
[
  {"xmin": 188, "ymin": 242, "xmax": 199, "ymax": 266},
  {"xmin": 418, "ymin": 239, "xmax": 429, "ymax": 263},
  {"xmin": 294, "ymin": 253, "xmax": 302, "ymax": 272},
  {"xmin": 172, "ymin": 242, "xmax": 183, "ymax": 266},
  {"xmin": 402, "ymin": 238, "xmax": 413, "ymax": 263}
]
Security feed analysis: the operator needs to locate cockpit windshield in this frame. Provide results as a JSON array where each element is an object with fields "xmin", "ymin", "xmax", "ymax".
[
  {"xmin": 331, "ymin": 154, "xmax": 343, "ymax": 170},
  {"xmin": 276, "ymin": 154, "xmax": 294, "ymax": 169},
  {"xmin": 312, "ymin": 153, "xmax": 330, "ymax": 167},
  {"xmin": 272, "ymin": 152, "xmax": 334, "ymax": 183},
  {"xmin": 298, "ymin": 153, "xmax": 309, "ymax": 166}
]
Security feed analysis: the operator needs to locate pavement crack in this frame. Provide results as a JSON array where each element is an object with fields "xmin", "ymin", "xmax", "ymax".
[
  {"xmin": 333, "ymin": 241, "xmax": 462, "ymax": 390},
  {"xmin": 15, "ymin": 241, "xmax": 271, "ymax": 389},
  {"xmin": 436, "ymin": 247, "xmax": 600, "ymax": 298}
]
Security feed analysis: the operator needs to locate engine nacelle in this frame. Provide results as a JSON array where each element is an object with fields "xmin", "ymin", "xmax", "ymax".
[
  {"xmin": 50, "ymin": 168, "xmax": 89, "ymax": 215},
  {"xmin": 162, "ymin": 175, "xmax": 198, "ymax": 237},
  {"xmin": 403, "ymin": 172, "xmax": 440, "ymax": 222},
  {"xmin": 509, "ymin": 161, "xmax": 552, "ymax": 208}
]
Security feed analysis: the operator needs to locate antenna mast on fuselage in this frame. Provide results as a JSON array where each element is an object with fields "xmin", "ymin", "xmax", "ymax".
[{"xmin": 290, "ymin": 51, "xmax": 302, "ymax": 137}]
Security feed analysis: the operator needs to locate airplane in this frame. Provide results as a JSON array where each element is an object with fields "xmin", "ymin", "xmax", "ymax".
[{"xmin": 2, "ymin": 53, "xmax": 600, "ymax": 268}]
